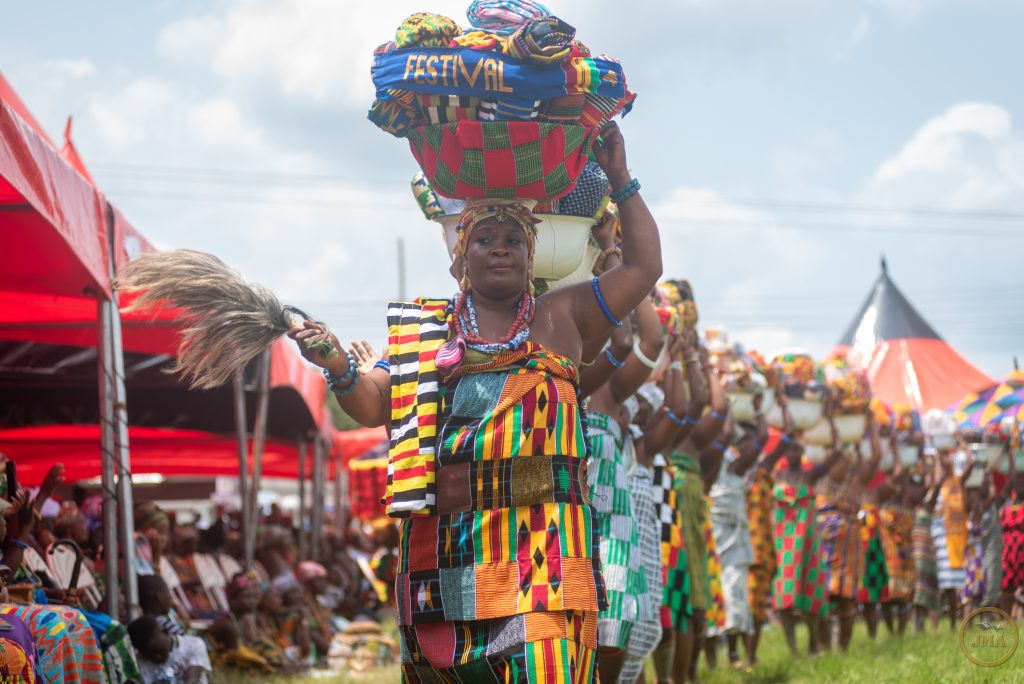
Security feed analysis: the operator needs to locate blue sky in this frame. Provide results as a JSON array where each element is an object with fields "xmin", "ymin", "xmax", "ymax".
[{"xmin": 2, "ymin": 0, "xmax": 1022, "ymax": 378}]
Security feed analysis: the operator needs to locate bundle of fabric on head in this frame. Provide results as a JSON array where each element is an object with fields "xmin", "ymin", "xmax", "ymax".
[
  {"xmin": 394, "ymin": 12, "xmax": 462, "ymax": 48},
  {"xmin": 659, "ymin": 278, "xmax": 700, "ymax": 330},
  {"xmin": 466, "ymin": 0, "xmax": 551, "ymax": 35}
]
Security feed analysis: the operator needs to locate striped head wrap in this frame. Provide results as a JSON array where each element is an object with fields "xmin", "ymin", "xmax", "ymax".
[
  {"xmin": 133, "ymin": 501, "xmax": 169, "ymax": 532},
  {"xmin": 454, "ymin": 199, "xmax": 540, "ymax": 293},
  {"xmin": 466, "ymin": 0, "xmax": 550, "ymax": 36}
]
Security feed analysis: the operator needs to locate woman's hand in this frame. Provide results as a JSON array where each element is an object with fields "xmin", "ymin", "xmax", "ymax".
[
  {"xmin": 591, "ymin": 211, "xmax": 618, "ymax": 250},
  {"xmin": 288, "ymin": 320, "xmax": 345, "ymax": 375},
  {"xmin": 350, "ymin": 340, "xmax": 382, "ymax": 375},
  {"xmin": 593, "ymin": 121, "xmax": 630, "ymax": 188}
]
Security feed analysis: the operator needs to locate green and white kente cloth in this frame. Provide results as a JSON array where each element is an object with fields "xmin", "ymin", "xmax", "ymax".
[{"xmin": 585, "ymin": 412, "xmax": 645, "ymax": 650}]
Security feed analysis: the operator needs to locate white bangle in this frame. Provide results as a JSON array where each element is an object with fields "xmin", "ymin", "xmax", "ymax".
[
  {"xmin": 669, "ymin": 361, "xmax": 683, "ymax": 372},
  {"xmin": 632, "ymin": 340, "xmax": 662, "ymax": 370}
]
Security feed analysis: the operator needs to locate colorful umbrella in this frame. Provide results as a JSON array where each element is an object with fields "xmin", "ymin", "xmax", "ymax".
[
  {"xmin": 954, "ymin": 369, "xmax": 1024, "ymax": 429},
  {"xmin": 977, "ymin": 369, "xmax": 1024, "ymax": 426},
  {"xmin": 953, "ymin": 384, "xmax": 998, "ymax": 429}
]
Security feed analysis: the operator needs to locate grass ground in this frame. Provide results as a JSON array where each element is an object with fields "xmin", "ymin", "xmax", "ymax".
[
  {"xmin": 685, "ymin": 620, "xmax": 1022, "ymax": 684},
  {"xmin": 212, "ymin": 619, "xmax": 1022, "ymax": 683}
]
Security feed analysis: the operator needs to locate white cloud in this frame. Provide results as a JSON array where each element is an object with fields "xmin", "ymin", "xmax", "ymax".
[
  {"xmin": 87, "ymin": 78, "xmax": 174, "ymax": 149},
  {"xmin": 850, "ymin": 13, "xmax": 872, "ymax": 45},
  {"xmin": 866, "ymin": 102, "xmax": 1024, "ymax": 209},
  {"xmin": 45, "ymin": 58, "xmax": 97, "ymax": 79},
  {"xmin": 187, "ymin": 97, "xmax": 266, "ymax": 151},
  {"xmin": 158, "ymin": 15, "xmax": 223, "ymax": 64}
]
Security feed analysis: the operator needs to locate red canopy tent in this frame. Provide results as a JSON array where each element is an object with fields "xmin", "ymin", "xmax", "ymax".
[
  {"xmin": 832, "ymin": 259, "xmax": 993, "ymax": 411},
  {"xmin": 0, "ymin": 70, "xmax": 139, "ymax": 615}
]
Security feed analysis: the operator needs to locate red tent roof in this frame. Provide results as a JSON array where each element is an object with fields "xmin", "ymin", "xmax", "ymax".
[
  {"xmin": 0, "ymin": 425, "xmax": 386, "ymax": 487},
  {"xmin": 0, "ymin": 97, "xmax": 110, "ymax": 299},
  {"xmin": 834, "ymin": 259, "xmax": 992, "ymax": 411}
]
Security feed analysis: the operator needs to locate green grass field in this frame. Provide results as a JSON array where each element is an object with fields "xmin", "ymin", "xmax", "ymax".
[
  {"xmin": 212, "ymin": 619, "xmax": 1021, "ymax": 683},
  {"xmin": 684, "ymin": 620, "xmax": 1022, "ymax": 684}
]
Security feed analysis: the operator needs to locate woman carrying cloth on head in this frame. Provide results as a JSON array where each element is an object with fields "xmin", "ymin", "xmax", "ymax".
[{"xmin": 290, "ymin": 122, "xmax": 661, "ymax": 683}]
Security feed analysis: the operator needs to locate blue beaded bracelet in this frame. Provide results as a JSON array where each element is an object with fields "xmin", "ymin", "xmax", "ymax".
[
  {"xmin": 373, "ymin": 359, "xmax": 391, "ymax": 372},
  {"xmin": 324, "ymin": 352, "xmax": 359, "ymax": 396},
  {"xmin": 684, "ymin": 415, "xmax": 699, "ymax": 426},
  {"xmin": 592, "ymin": 278, "xmax": 623, "ymax": 328},
  {"xmin": 780, "ymin": 434, "xmax": 795, "ymax": 445},
  {"xmin": 667, "ymin": 410, "xmax": 687, "ymax": 427},
  {"xmin": 604, "ymin": 348, "xmax": 625, "ymax": 369},
  {"xmin": 609, "ymin": 177, "xmax": 641, "ymax": 204},
  {"xmin": 710, "ymin": 410, "xmax": 727, "ymax": 421}
]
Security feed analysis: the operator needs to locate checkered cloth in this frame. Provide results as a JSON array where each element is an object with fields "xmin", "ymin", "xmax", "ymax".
[
  {"xmin": 912, "ymin": 509, "xmax": 941, "ymax": 611},
  {"xmin": 585, "ymin": 413, "xmax": 644, "ymax": 651},
  {"xmin": 619, "ymin": 461, "xmax": 662, "ymax": 683},
  {"xmin": 1002, "ymin": 503, "xmax": 1024, "ymax": 592},
  {"xmin": 858, "ymin": 504, "xmax": 890, "ymax": 603},
  {"xmin": 652, "ymin": 453, "xmax": 691, "ymax": 632},
  {"xmin": 772, "ymin": 482, "xmax": 829, "ymax": 616},
  {"xmin": 407, "ymin": 121, "xmax": 597, "ymax": 200},
  {"xmin": 556, "ymin": 161, "xmax": 609, "ymax": 219}
]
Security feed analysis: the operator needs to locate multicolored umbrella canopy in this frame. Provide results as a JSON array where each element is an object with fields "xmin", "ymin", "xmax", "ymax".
[
  {"xmin": 955, "ymin": 369, "xmax": 1024, "ymax": 429},
  {"xmin": 833, "ymin": 259, "xmax": 993, "ymax": 411}
]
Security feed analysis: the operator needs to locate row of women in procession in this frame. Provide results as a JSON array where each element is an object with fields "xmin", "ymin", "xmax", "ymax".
[{"xmin": 108, "ymin": 1, "xmax": 1024, "ymax": 682}]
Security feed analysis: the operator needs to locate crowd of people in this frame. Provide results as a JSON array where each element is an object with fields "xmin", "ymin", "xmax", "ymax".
[{"xmin": 0, "ymin": 459, "xmax": 402, "ymax": 683}]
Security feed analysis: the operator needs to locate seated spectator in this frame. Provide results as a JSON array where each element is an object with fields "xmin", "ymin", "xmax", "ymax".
[
  {"xmin": 134, "ymin": 502, "xmax": 171, "ymax": 576},
  {"xmin": 139, "ymin": 575, "xmax": 186, "ymax": 637},
  {"xmin": 169, "ymin": 527, "xmax": 217, "ymax": 617},
  {"xmin": 128, "ymin": 615, "xmax": 211, "ymax": 684},
  {"xmin": 208, "ymin": 573, "xmax": 297, "ymax": 673},
  {"xmin": 296, "ymin": 562, "xmax": 334, "ymax": 662},
  {"xmin": 204, "ymin": 620, "xmax": 273, "ymax": 674},
  {"xmin": 257, "ymin": 584, "xmax": 309, "ymax": 664}
]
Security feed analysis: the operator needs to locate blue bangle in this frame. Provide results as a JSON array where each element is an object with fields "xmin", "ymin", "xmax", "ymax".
[
  {"xmin": 604, "ymin": 348, "xmax": 625, "ymax": 369},
  {"xmin": 684, "ymin": 415, "xmax": 699, "ymax": 426},
  {"xmin": 609, "ymin": 178, "xmax": 641, "ymax": 204},
  {"xmin": 592, "ymin": 278, "xmax": 623, "ymax": 328},
  {"xmin": 780, "ymin": 434, "xmax": 794, "ymax": 445},
  {"xmin": 667, "ymin": 410, "xmax": 687, "ymax": 427},
  {"xmin": 710, "ymin": 410, "xmax": 727, "ymax": 421},
  {"xmin": 373, "ymin": 359, "xmax": 391, "ymax": 372},
  {"xmin": 6, "ymin": 539, "xmax": 28, "ymax": 550},
  {"xmin": 711, "ymin": 439, "xmax": 726, "ymax": 451}
]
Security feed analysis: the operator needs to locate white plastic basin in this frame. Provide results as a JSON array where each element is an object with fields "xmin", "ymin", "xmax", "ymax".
[
  {"xmin": 767, "ymin": 398, "xmax": 823, "ymax": 431},
  {"xmin": 728, "ymin": 389, "xmax": 775, "ymax": 423}
]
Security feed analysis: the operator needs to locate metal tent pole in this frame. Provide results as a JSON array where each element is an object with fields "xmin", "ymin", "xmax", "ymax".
[
  {"xmin": 333, "ymin": 452, "xmax": 343, "ymax": 535},
  {"xmin": 296, "ymin": 439, "xmax": 308, "ymax": 561},
  {"xmin": 97, "ymin": 299, "xmax": 120, "ymax": 618},
  {"xmin": 310, "ymin": 437, "xmax": 324, "ymax": 561},
  {"xmin": 246, "ymin": 349, "xmax": 271, "ymax": 570},
  {"xmin": 108, "ymin": 282, "xmax": 138, "ymax": 619},
  {"xmin": 232, "ymin": 369, "xmax": 251, "ymax": 571},
  {"xmin": 103, "ymin": 203, "xmax": 138, "ymax": 620}
]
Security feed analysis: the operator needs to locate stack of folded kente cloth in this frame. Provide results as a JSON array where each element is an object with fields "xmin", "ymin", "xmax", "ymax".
[{"xmin": 369, "ymin": 0, "xmax": 636, "ymax": 200}]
